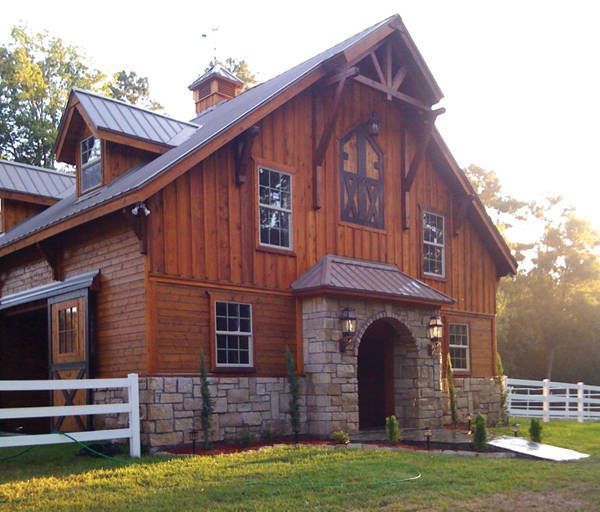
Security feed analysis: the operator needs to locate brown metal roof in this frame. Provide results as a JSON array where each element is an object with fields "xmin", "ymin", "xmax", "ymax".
[{"xmin": 292, "ymin": 254, "xmax": 455, "ymax": 305}]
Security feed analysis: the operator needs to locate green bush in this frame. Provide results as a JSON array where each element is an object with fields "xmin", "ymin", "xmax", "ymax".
[
  {"xmin": 238, "ymin": 427, "xmax": 254, "ymax": 447},
  {"xmin": 285, "ymin": 348, "xmax": 301, "ymax": 444},
  {"xmin": 529, "ymin": 418, "xmax": 543, "ymax": 443},
  {"xmin": 331, "ymin": 430, "xmax": 350, "ymax": 445},
  {"xmin": 446, "ymin": 356, "xmax": 458, "ymax": 425},
  {"xmin": 199, "ymin": 350, "xmax": 214, "ymax": 449},
  {"xmin": 472, "ymin": 413, "xmax": 488, "ymax": 452},
  {"xmin": 260, "ymin": 429, "xmax": 274, "ymax": 443},
  {"xmin": 385, "ymin": 415, "xmax": 400, "ymax": 444}
]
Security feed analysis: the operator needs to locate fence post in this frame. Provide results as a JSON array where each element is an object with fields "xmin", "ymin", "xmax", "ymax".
[
  {"xmin": 542, "ymin": 378, "xmax": 550, "ymax": 423},
  {"xmin": 577, "ymin": 382, "xmax": 584, "ymax": 424},
  {"xmin": 128, "ymin": 373, "xmax": 141, "ymax": 457}
]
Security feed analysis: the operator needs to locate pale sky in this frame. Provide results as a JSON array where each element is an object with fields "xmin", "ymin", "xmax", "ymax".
[{"xmin": 2, "ymin": 0, "xmax": 599, "ymax": 234}]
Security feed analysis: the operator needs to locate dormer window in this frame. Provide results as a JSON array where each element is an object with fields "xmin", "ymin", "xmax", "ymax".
[{"xmin": 80, "ymin": 136, "xmax": 102, "ymax": 192}]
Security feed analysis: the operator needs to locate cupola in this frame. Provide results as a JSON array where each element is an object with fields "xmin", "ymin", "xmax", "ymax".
[{"xmin": 188, "ymin": 63, "xmax": 244, "ymax": 114}]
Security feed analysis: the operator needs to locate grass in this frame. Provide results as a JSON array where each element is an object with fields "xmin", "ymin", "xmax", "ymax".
[{"xmin": 0, "ymin": 420, "xmax": 598, "ymax": 511}]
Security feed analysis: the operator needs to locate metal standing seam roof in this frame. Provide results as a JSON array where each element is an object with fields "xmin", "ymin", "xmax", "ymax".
[
  {"xmin": 0, "ymin": 16, "xmax": 395, "ymax": 250},
  {"xmin": 0, "ymin": 160, "xmax": 75, "ymax": 200},
  {"xmin": 291, "ymin": 254, "xmax": 455, "ymax": 305},
  {"xmin": 72, "ymin": 89, "xmax": 199, "ymax": 146},
  {"xmin": 188, "ymin": 63, "xmax": 245, "ymax": 90}
]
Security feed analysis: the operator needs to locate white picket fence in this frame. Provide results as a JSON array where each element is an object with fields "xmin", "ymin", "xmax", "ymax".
[
  {"xmin": 0, "ymin": 373, "xmax": 140, "ymax": 457},
  {"xmin": 506, "ymin": 378, "xmax": 600, "ymax": 423}
]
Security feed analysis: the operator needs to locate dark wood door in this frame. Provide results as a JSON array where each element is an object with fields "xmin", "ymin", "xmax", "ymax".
[
  {"xmin": 358, "ymin": 322, "xmax": 394, "ymax": 429},
  {"xmin": 49, "ymin": 297, "xmax": 88, "ymax": 431}
]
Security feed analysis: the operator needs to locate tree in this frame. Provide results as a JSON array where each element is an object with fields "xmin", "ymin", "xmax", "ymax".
[
  {"xmin": 206, "ymin": 57, "xmax": 257, "ymax": 90},
  {"xmin": 102, "ymin": 70, "xmax": 162, "ymax": 111},
  {"xmin": 0, "ymin": 26, "xmax": 161, "ymax": 168}
]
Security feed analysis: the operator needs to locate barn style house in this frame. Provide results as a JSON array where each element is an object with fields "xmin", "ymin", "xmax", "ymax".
[{"xmin": 0, "ymin": 15, "xmax": 515, "ymax": 448}]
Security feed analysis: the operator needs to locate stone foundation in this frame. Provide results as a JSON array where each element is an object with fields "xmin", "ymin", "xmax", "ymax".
[
  {"xmin": 94, "ymin": 376, "xmax": 307, "ymax": 450},
  {"xmin": 444, "ymin": 377, "xmax": 504, "ymax": 425}
]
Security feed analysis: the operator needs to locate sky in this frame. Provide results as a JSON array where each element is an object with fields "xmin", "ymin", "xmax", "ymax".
[{"xmin": 2, "ymin": 0, "xmax": 599, "ymax": 235}]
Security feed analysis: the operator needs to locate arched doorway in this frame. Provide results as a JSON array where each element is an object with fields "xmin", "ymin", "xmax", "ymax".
[{"xmin": 357, "ymin": 319, "xmax": 395, "ymax": 429}]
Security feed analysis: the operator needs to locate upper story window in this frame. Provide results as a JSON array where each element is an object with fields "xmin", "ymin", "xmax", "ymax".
[
  {"xmin": 215, "ymin": 301, "xmax": 253, "ymax": 367},
  {"xmin": 80, "ymin": 136, "xmax": 102, "ymax": 192},
  {"xmin": 340, "ymin": 125, "xmax": 384, "ymax": 229},
  {"xmin": 258, "ymin": 167, "xmax": 292, "ymax": 249},
  {"xmin": 448, "ymin": 323, "xmax": 470, "ymax": 372},
  {"xmin": 423, "ymin": 211, "xmax": 445, "ymax": 277}
]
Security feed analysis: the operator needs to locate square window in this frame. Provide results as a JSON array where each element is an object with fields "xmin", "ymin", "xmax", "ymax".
[{"xmin": 215, "ymin": 301, "xmax": 253, "ymax": 367}]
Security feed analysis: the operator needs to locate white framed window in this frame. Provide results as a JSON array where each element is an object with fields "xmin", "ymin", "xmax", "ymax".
[
  {"xmin": 80, "ymin": 136, "xmax": 102, "ymax": 192},
  {"xmin": 258, "ymin": 167, "xmax": 292, "ymax": 249},
  {"xmin": 423, "ymin": 211, "xmax": 445, "ymax": 277},
  {"xmin": 215, "ymin": 301, "xmax": 253, "ymax": 367},
  {"xmin": 448, "ymin": 323, "xmax": 469, "ymax": 372}
]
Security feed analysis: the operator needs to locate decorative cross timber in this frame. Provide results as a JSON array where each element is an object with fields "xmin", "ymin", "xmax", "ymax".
[
  {"xmin": 52, "ymin": 367, "xmax": 86, "ymax": 432},
  {"xmin": 233, "ymin": 125, "xmax": 261, "ymax": 186}
]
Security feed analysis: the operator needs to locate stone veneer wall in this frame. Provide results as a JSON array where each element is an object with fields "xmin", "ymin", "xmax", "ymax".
[
  {"xmin": 301, "ymin": 296, "xmax": 447, "ymax": 436},
  {"xmin": 443, "ymin": 377, "xmax": 504, "ymax": 425},
  {"xmin": 94, "ymin": 376, "xmax": 306, "ymax": 450}
]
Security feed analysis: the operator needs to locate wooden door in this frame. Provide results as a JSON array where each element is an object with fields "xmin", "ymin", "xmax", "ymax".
[{"xmin": 49, "ymin": 297, "xmax": 89, "ymax": 431}]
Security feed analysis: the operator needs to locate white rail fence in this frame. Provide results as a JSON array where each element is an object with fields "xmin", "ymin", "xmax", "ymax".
[
  {"xmin": 506, "ymin": 378, "xmax": 600, "ymax": 423},
  {"xmin": 0, "ymin": 373, "xmax": 140, "ymax": 457}
]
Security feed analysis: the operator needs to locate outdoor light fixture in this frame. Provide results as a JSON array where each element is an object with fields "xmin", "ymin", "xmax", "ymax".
[
  {"xmin": 511, "ymin": 423, "xmax": 520, "ymax": 437},
  {"xmin": 427, "ymin": 314, "xmax": 443, "ymax": 356},
  {"xmin": 366, "ymin": 112, "xmax": 381, "ymax": 137},
  {"xmin": 339, "ymin": 307, "xmax": 357, "ymax": 352}
]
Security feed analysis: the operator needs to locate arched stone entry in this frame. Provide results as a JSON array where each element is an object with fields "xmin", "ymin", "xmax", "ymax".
[{"xmin": 358, "ymin": 320, "xmax": 395, "ymax": 428}]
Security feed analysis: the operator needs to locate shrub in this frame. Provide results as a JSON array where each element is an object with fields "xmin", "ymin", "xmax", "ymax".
[
  {"xmin": 446, "ymin": 356, "xmax": 458, "ymax": 425},
  {"xmin": 331, "ymin": 430, "xmax": 350, "ymax": 445},
  {"xmin": 238, "ymin": 427, "xmax": 254, "ymax": 447},
  {"xmin": 285, "ymin": 348, "xmax": 301, "ymax": 444},
  {"xmin": 385, "ymin": 415, "xmax": 400, "ymax": 444},
  {"xmin": 199, "ymin": 350, "xmax": 214, "ymax": 449},
  {"xmin": 529, "ymin": 418, "xmax": 543, "ymax": 443},
  {"xmin": 496, "ymin": 353, "xmax": 508, "ymax": 425},
  {"xmin": 260, "ymin": 428, "xmax": 274, "ymax": 443},
  {"xmin": 472, "ymin": 413, "xmax": 488, "ymax": 452}
]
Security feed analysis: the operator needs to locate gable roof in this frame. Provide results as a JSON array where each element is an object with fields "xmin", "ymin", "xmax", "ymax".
[
  {"xmin": 0, "ymin": 14, "xmax": 515, "ymax": 276},
  {"xmin": 188, "ymin": 63, "xmax": 244, "ymax": 90},
  {"xmin": 0, "ymin": 159, "xmax": 75, "ymax": 202},
  {"xmin": 292, "ymin": 254, "xmax": 455, "ymax": 305}
]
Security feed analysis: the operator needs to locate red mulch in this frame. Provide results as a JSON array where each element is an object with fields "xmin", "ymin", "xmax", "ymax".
[{"xmin": 169, "ymin": 438, "xmax": 336, "ymax": 456}]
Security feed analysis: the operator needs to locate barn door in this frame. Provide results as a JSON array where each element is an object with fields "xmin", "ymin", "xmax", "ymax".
[{"xmin": 49, "ymin": 295, "xmax": 89, "ymax": 431}]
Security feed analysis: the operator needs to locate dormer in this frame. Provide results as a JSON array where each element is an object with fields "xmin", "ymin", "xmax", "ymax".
[
  {"xmin": 54, "ymin": 89, "xmax": 198, "ymax": 196},
  {"xmin": 188, "ymin": 63, "xmax": 244, "ymax": 114}
]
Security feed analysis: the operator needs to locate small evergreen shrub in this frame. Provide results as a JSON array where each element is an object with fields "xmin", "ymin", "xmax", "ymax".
[
  {"xmin": 199, "ymin": 350, "xmax": 214, "ymax": 449},
  {"xmin": 331, "ymin": 430, "xmax": 350, "ymax": 445},
  {"xmin": 260, "ymin": 428, "xmax": 274, "ymax": 443},
  {"xmin": 472, "ymin": 413, "xmax": 488, "ymax": 452},
  {"xmin": 385, "ymin": 415, "xmax": 400, "ymax": 444},
  {"xmin": 238, "ymin": 427, "xmax": 254, "ymax": 447},
  {"xmin": 446, "ymin": 356, "xmax": 458, "ymax": 425},
  {"xmin": 529, "ymin": 418, "xmax": 543, "ymax": 443},
  {"xmin": 285, "ymin": 348, "xmax": 301, "ymax": 444}
]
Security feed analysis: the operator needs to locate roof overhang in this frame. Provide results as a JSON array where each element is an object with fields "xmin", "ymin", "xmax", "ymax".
[
  {"xmin": 0, "ymin": 270, "xmax": 100, "ymax": 311},
  {"xmin": 0, "ymin": 189, "xmax": 57, "ymax": 206}
]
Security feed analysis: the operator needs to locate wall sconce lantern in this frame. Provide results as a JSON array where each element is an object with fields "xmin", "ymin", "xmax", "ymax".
[
  {"xmin": 339, "ymin": 307, "xmax": 357, "ymax": 352},
  {"xmin": 427, "ymin": 314, "xmax": 443, "ymax": 357},
  {"xmin": 366, "ymin": 112, "xmax": 381, "ymax": 137}
]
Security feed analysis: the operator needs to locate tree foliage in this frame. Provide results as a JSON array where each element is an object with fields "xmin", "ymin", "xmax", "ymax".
[
  {"xmin": 0, "ymin": 26, "xmax": 161, "ymax": 168},
  {"xmin": 285, "ymin": 348, "xmax": 301, "ymax": 444},
  {"xmin": 199, "ymin": 350, "xmax": 214, "ymax": 449},
  {"xmin": 465, "ymin": 165, "xmax": 600, "ymax": 384}
]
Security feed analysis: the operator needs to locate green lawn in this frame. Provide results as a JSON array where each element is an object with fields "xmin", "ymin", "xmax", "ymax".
[{"xmin": 1, "ymin": 420, "xmax": 599, "ymax": 511}]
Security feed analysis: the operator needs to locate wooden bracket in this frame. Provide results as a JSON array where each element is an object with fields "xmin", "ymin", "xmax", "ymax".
[
  {"xmin": 404, "ymin": 108, "xmax": 446, "ymax": 192},
  {"xmin": 233, "ymin": 125, "xmax": 260, "ymax": 186},
  {"xmin": 312, "ymin": 73, "xmax": 349, "ymax": 209},
  {"xmin": 36, "ymin": 240, "xmax": 62, "ymax": 281},
  {"xmin": 453, "ymin": 194, "xmax": 475, "ymax": 235},
  {"xmin": 320, "ymin": 66, "xmax": 359, "ymax": 88},
  {"xmin": 122, "ymin": 206, "xmax": 148, "ymax": 255}
]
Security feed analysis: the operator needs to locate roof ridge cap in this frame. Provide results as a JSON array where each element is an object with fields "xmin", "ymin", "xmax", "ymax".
[{"xmin": 72, "ymin": 88, "xmax": 199, "ymax": 128}]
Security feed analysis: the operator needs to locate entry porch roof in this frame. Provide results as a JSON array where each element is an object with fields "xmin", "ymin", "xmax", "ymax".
[{"xmin": 291, "ymin": 254, "xmax": 455, "ymax": 306}]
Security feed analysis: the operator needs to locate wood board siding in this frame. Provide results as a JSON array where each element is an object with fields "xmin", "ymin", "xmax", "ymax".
[
  {"xmin": 146, "ymin": 79, "xmax": 499, "ymax": 378},
  {"xmin": 1, "ymin": 214, "xmax": 146, "ymax": 377},
  {"xmin": 1, "ymin": 199, "xmax": 46, "ymax": 232}
]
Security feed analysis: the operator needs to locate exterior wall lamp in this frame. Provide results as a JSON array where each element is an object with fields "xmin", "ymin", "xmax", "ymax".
[
  {"xmin": 427, "ymin": 314, "xmax": 443, "ymax": 357},
  {"xmin": 366, "ymin": 112, "xmax": 381, "ymax": 137},
  {"xmin": 339, "ymin": 307, "xmax": 357, "ymax": 352}
]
